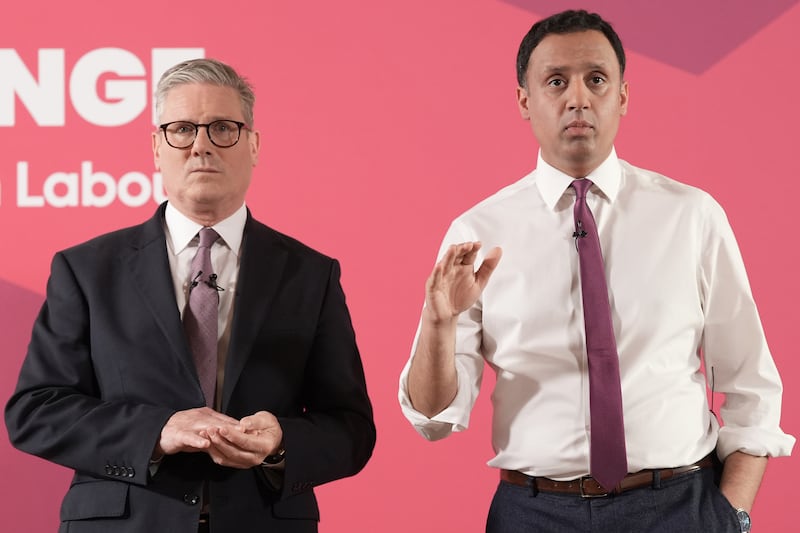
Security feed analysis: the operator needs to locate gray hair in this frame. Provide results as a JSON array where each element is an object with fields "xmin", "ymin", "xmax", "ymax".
[{"xmin": 154, "ymin": 58, "xmax": 256, "ymax": 126}]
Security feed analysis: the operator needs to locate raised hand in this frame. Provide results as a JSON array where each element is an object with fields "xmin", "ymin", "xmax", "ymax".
[
  {"xmin": 424, "ymin": 242, "xmax": 502, "ymax": 323},
  {"xmin": 408, "ymin": 242, "xmax": 502, "ymax": 417}
]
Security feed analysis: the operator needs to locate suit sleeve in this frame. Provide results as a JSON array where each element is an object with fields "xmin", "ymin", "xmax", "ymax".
[
  {"xmin": 4, "ymin": 252, "xmax": 174, "ymax": 486},
  {"xmin": 275, "ymin": 259, "xmax": 376, "ymax": 497}
]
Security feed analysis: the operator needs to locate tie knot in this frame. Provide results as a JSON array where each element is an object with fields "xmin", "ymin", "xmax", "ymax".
[
  {"xmin": 197, "ymin": 227, "xmax": 220, "ymax": 249},
  {"xmin": 571, "ymin": 178, "xmax": 593, "ymax": 199}
]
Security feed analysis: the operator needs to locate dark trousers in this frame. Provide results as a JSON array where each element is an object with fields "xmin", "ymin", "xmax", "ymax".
[{"xmin": 486, "ymin": 469, "xmax": 740, "ymax": 533}]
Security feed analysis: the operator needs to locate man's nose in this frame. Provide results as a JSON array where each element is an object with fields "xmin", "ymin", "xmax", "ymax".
[
  {"xmin": 191, "ymin": 125, "xmax": 214, "ymax": 154},
  {"xmin": 566, "ymin": 81, "xmax": 590, "ymax": 110}
]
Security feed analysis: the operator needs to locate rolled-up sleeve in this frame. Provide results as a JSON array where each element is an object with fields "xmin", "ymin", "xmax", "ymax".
[
  {"xmin": 398, "ymin": 220, "xmax": 488, "ymax": 441},
  {"xmin": 699, "ymin": 197, "xmax": 795, "ymax": 459}
]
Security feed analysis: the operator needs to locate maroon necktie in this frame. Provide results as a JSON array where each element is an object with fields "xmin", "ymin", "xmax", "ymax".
[
  {"xmin": 571, "ymin": 179, "xmax": 627, "ymax": 491},
  {"xmin": 184, "ymin": 227, "xmax": 220, "ymax": 407}
]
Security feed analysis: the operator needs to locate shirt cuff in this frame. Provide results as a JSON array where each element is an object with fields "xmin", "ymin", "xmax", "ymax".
[
  {"xmin": 398, "ymin": 359, "xmax": 477, "ymax": 441},
  {"xmin": 148, "ymin": 455, "xmax": 163, "ymax": 478},
  {"xmin": 716, "ymin": 426, "xmax": 796, "ymax": 460}
]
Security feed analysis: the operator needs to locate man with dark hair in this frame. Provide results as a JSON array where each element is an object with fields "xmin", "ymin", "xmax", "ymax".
[
  {"xmin": 400, "ymin": 9, "xmax": 792, "ymax": 532},
  {"xmin": 6, "ymin": 58, "xmax": 375, "ymax": 533},
  {"xmin": 516, "ymin": 9, "xmax": 627, "ymax": 85}
]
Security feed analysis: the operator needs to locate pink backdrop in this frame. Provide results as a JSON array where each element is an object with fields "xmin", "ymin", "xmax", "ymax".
[{"xmin": 1, "ymin": 1, "xmax": 797, "ymax": 531}]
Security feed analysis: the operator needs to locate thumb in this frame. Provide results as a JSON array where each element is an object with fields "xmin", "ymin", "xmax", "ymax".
[{"xmin": 475, "ymin": 247, "xmax": 502, "ymax": 289}]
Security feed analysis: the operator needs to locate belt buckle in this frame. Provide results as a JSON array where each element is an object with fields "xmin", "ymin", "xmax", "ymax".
[{"xmin": 579, "ymin": 476, "xmax": 610, "ymax": 498}]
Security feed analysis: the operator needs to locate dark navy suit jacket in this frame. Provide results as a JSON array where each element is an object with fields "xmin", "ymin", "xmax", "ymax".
[{"xmin": 5, "ymin": 203, "xmax": 375, "ymax": 533}]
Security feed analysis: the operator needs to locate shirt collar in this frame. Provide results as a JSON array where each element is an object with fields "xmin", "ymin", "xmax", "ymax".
[
  {"xmin": 164, "ymin": 202, "xmax": 247, "ymax": 256},
  {"xmin": 535, "ymin": 148, "xmax": 622, "ymax": 210}
]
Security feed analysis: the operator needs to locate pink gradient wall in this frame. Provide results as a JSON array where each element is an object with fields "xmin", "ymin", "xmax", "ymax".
[{"xmin": 1, "ymin": 1, "xmax": 797, "ymax": 531}]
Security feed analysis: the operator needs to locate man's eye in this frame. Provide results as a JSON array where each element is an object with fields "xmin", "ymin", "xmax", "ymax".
[{"xmin": 548, "ymin": 79, "xmax": 565, "ymax": 87}]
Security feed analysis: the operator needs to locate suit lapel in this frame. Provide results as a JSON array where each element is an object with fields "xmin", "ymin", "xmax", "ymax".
[
  {"xmin": 122, "ymin": 204, "xmax": 197, "ymax": 382},
  {"xmin": 221, "ymin": 215, "xmax": 288, "ymax": 411}
]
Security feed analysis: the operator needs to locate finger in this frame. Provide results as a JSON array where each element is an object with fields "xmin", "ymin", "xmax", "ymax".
[
  {"xmin": 177, "ymin": 408, "xmax": 237, "ymax": 433},
  {"xmin": 426, "ymin": 262, "xmax": 444, "ymax": 295},
  {"xmin": 218, "ymin": 426, "xmax": 251, "ymax": 447},
  {"xmin": 238, "ymin": 411, "xmax": 275, "ymax": 431},
  {"xmin": 205, "ymin": 432, "xmax": 242, "ymax": 467},
  {"xmin": 207, "ymin": 427, "xmax": 251, "ymax": 456},
  {"xmin": 458, "ymin": 242, "xmax": 482, "ymax": 266},
  {"xmin": 475, "ymin": 246, "xmax": 502, "ymax": 289},
  {"xmin": 226, "ymin": 425, "xmax": 282, "ymax": 462},
  {"xmin": 197, "ymin": 407, "xmax": 240, "ymax": 426},
  {"xmin": 174, "ymin": 430, "xmax": 212, "ymax": 451},
  {"xmin": 207, "ymin": 430, "xmax": 264, "ymax": 468},
  {"xmin": 483, "ymin": 246, "xmax": 502, "ymax": 266},
  {"xmin": 438, "ymin": 244, "xmax": 460, "ymax": 272},
  {"xmin": 220, "ymin": 425, "xmax": 276, "ymax": 454},
  {"xmin": 435, "ymin": 242, "xmax": 478, "ymax": 273}
]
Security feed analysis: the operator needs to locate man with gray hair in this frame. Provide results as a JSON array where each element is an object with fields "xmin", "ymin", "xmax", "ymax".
[{"xmin": 6, "ymin": 58, "xmax": 375, "ymax": 533}]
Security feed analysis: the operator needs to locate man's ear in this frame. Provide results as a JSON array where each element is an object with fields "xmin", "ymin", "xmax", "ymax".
[
  {"xmin": 619, "ymin": 80, "xmax": 629, "ymax": 117},
  {"xmin": 516, "ymin": 86, "xmax": 532, "ymax": 121},
  {"xmin": 248, "ymin": 129, "xmax": 260, "ymax": 166},
  {"xmin": 152, "ymin": 131, "xmax": 162, "ymax": 170}
]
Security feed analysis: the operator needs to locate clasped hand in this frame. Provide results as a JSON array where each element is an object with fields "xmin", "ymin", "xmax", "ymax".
[{"xmin": 155, "ymin": 407, "xmax": 282, "ymax": 469}]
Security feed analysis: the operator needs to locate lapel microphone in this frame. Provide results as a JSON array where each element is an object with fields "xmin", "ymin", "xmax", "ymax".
[
  {"xmin": 189, "ymin": 271, "xmax": 225, "ymax": 292},
  {"xmin": 207, "ymin": 274, "xmax": 224, "ymax": 292},
  {"xmin": 573, "ymin": 220, "xmax": 588, "ymax": 239}
]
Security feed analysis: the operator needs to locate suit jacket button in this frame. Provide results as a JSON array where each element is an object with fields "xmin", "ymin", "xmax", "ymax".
[
  {"xmin": 184, "ymin": 494, "xmax": 200, "ymax": 506},
  {"xmin": 126, "ymin": 467, "xmax": 135, "ymax": 478},
  {"xmin": 105, "ymin": 464, "xmax": 113, "ymax": 475}
]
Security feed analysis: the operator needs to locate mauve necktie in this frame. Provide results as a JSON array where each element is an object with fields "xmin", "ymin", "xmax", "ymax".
[
  {"xmin": 184, "ymin": 227, "xmax": 220, "ymax": 407},
  {"xmin": 571, "ymin": 178, "xmax": 628, "ymax": 491}
]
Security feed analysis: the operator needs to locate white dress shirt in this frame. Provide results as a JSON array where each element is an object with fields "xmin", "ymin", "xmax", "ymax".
[
  {"xmin": 399, "ymin": 149, "xmax": 795, "ymax": 479},
  {"xmin": 161, "ymin": 203, "xmax": 284, "ymax": 479},
  {"xmin": 164, "ymin": 202, "xmax": 246, "ymax": 408}
]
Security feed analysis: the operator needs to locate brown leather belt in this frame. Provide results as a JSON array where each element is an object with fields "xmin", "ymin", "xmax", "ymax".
[
  {"xmin": 198, "ymin": 512, "xmax": 210, "ymax": 533},
  {"xmin": 500, "ymin": 456, "xmax": 714, "ymax": 498}
]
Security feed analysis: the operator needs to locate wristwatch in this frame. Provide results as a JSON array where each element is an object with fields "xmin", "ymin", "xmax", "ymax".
[
  {"xmin": 735, "ymin": 508, "xmax": 751, "ymax": 533},
  {"xmin": 261, "ymin": 446, "xmax": 286, "ymax": 465}
]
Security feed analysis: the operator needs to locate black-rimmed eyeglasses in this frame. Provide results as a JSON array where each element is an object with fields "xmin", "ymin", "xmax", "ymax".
[{"xmin": 159, "ymin": 120, "xmax": 250, "ymax": 149}]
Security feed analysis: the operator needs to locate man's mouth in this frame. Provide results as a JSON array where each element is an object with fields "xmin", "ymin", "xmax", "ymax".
[{"xmin": 565, "ymin": 120, "xmax": 593, "ymax": 132}]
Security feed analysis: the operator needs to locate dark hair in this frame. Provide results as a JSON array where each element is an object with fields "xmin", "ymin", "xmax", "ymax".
[{"xmin": 516, "ymin": 9, "xmax": 626, "ymax": 87}]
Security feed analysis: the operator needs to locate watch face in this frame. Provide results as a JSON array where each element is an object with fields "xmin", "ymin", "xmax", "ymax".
[{"xmin": 736, "ymin": 509, "xmax": 751, "ymax": 532}]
